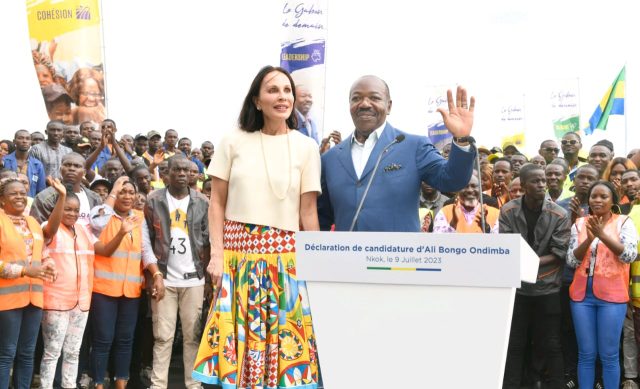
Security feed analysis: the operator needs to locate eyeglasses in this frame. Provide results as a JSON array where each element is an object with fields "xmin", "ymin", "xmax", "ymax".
[
  {"xmin": 561, "ymin": 140, "xmax": 579, "ymax": 146},
  {"xmin": 543, "ymin": 147, "xmax": 560, "ymax": 153}
]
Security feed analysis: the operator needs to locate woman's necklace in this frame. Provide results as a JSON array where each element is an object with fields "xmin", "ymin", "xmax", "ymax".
[{"xmin": 260, "ymin": 129, "xmax": 292, "ymax": 201}]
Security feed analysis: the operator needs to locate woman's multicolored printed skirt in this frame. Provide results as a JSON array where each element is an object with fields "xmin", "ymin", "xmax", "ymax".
[{"xmin": 193, "ymin": 220, "xmax": 319, "ymax": 389}]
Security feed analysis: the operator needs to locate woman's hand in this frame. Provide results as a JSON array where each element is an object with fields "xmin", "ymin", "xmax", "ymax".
[
  {"xmin": 120, "ymin": 215, "xmax": 139, "ymax": 234},
  {"xmin": 586, "ymin": 216, "xmax": 604, "ymax": 240},
  {"xmin": 612, "ymin": 178, "xmax": 624, "ymax": 199},
  {"xmin": 110, "ymin": 176, "xmax": 129, "ymax": 197},
  {"xmin": 207, "ymin": 247, "xmax": 224, "ymax": 291},
  {"xmin": 25, "ymin": 262, "xmax": 57, "ymax": 282}
]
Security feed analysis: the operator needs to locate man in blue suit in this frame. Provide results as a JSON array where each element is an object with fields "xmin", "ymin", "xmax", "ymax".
[
  {"xmin": 295, "ymin": 84, "xmax": 320, "ymax": 143},
  {"xmin": 318, "ymin": 75, "xmax": 476, "ymax": 232}
]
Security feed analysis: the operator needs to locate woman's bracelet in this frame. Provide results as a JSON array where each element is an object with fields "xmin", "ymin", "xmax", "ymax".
[{"xmin": 152, "ymin": 271, "xmax": 163, "ymax": 279}]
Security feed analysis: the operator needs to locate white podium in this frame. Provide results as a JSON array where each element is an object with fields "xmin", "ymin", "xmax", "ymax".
[{"xmin": 296, "ymin": 232, "xmax": 539, "ymax": 389}]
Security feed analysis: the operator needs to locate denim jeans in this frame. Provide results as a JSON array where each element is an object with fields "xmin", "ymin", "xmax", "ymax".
[
  {"xmin": 560, "ymin": 282, "xmax": 578, "ymax": 378},
  {"xmin": 571, "ymin": 277, "xmax": 626, "ymax": 389},
  {"xmin": 0, "ymin": 304, "xmax": 43, "ymax": 389},
  {"xmin": 90, "ymin": 293, "xmax": 140, "ymax": 384}
]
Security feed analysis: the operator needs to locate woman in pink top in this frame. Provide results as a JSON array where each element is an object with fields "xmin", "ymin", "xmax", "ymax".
[{"xmin": 39, "ymin": 186, "xmax": 98, "ymax": 389}]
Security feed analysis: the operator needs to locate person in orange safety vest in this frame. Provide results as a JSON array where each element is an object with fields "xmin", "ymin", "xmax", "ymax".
[
  {"xmin": 88, "ymin": 176, "xmax": 164, "ymax": 389},
  {"xmin": 433, "ymin": 174, "xmax": 499, "ymax": 234},
  {"xmin": 567, "ymin": 181, "xmax": 638, "ymax": 389},
  {"xmin": 0, "ymin": 177, "xmax": 61, "ymax": 389}
]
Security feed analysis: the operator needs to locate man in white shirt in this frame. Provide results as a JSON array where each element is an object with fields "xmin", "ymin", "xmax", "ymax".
[{"xmin": 144, "ymin": 155, "xmax": 211, "ymax": 389}]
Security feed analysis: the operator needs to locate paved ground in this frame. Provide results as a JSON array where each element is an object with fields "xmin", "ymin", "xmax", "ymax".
[{"xmin": 168, "ymin": 349, "xmax": 220, "ymax": 389}]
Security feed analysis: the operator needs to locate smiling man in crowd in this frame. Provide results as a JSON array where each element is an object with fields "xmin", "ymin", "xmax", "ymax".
[
  {"xmin": 433, "ymin": 174, "xmax": 499, "ymax": 233},
  {"xmin": 295, "ymin": 84, "xmax": 319, "ymax": 143}
]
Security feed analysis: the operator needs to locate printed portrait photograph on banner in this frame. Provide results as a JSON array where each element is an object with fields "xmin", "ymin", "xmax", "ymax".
[
  {"xmin": 27, "ymin": 0, "xmax": 106, "ymax": 125},
  {"xmin": 280, "ymin": 0, "xmax": 327, "ymax": 145}
]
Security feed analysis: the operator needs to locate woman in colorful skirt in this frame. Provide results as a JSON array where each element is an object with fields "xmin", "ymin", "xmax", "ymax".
[{"xmin": 193, "ymin": 65, "xmax": 321, "ymax": 389}]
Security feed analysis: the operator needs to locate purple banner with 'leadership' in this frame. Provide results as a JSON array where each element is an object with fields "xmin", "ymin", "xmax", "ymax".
[
  {"xmin": 280, "ymin": 40, "xmax": 325, "ymax": 73},
  {"xmin": 428, "ymin": 122, "xmax": 450, "ymax": 149},
  {"xmin": 280, "ymin": 1, "xmax": 328, "ymax": 143}
]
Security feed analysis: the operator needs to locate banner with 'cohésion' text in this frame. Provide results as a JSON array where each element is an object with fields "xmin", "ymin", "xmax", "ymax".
[{"xmin": 27, "ymin": 0, "xmax": 106, "ymax": 126}]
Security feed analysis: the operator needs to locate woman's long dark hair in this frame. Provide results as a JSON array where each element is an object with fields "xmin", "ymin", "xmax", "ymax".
[{"xmin": 238, "ymin": 65, "xmax": 298, "ymax": 132}]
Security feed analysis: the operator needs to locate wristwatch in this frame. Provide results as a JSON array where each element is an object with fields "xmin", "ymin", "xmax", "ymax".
[{"xmin": 453, "ymin": 136, "xmax": 471, "ymax": 145}]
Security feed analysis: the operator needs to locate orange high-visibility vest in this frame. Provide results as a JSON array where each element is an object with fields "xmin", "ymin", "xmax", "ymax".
[
  {"xmin": 483, "ymin": 189, "xmax": 509, "ymax": 208},
  {"xmin": 0, "ymin": 212, "xmax": 45, "ymax": 311},
  {"xmin": 440, "ymin": 203, "xmax": 500, "ymax": 233},
  {"xmin": 43, "ymin": 223, "xmax": 94, "ymax": 311},
  {"xmin": 570, "ymin": 214, "xmax": 630, "ymax": 303},
  {"xmin": 93, "ymin": 210, "xmax": 144, "ymax": 298}
]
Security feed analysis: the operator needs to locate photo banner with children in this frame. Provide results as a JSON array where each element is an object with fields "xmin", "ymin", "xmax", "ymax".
[
  {"xmin": 26, "ymin": 0, "xmax": 106, "ymax": 126},
  {"xmin": 279, "ymin": 0, "xmax": 328, "ymax": 143}
]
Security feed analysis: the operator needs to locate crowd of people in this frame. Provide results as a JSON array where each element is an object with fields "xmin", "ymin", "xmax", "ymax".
[
  {"xmin": 2, "ymin": 64, "xmax": 640, "ymax": 389},
  {"xmin": 420, "ymin": 134, "xmax": 640, "ymax": 389}
]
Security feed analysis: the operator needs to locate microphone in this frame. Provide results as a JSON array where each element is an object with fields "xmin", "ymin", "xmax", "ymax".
[{"xmin": 349, "ymin": 135, "xmax": 405, "ymax": 231}]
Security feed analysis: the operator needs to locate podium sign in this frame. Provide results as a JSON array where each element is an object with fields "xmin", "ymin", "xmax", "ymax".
[
  {"xmin": 296, "ymin": 232, "xmax": 538, "ymax": 389},
  {"xmin": 297, "ymin": 231, "xmax": 522, "ymax": 288}
]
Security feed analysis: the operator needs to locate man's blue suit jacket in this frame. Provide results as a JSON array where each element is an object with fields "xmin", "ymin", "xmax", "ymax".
[
  {"xmin": 296, "ymin": 110, "xmax": 319, "ymax": 144},
  {"xmin": 318, "ymin": 123, "xmax": 475, "ymax": 232}
]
